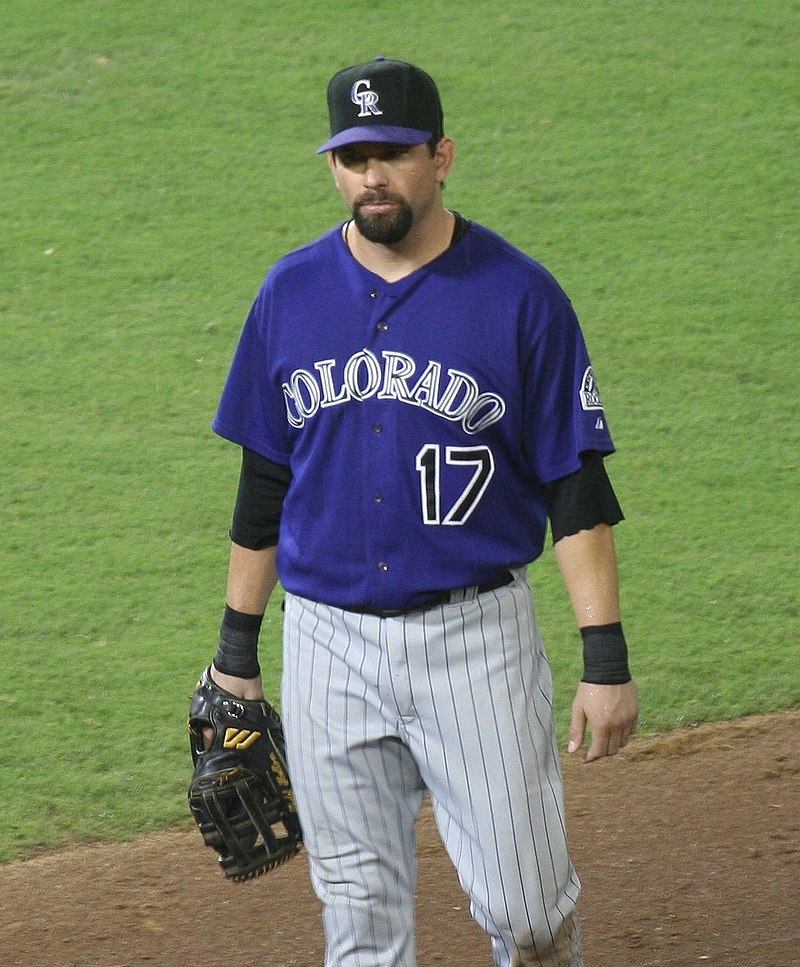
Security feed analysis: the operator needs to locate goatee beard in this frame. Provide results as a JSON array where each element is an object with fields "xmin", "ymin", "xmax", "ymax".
[{"xmin": 353, "ymin": 196, "xmax": 413, "ymax": 244}]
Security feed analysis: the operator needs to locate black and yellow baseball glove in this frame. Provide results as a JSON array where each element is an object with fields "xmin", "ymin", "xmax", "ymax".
[{"xmin": 187, "ymin": 666, "xmax": 302, "ymax": 881}]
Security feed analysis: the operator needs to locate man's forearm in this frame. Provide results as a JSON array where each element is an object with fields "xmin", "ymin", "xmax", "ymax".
[
  {"xmin": 553, "ymin": 523, "xmax": 621, "ymax": 628},
  {"xmin": 226, "ymin": 542, "xmax": 280, "ymax": 615}
]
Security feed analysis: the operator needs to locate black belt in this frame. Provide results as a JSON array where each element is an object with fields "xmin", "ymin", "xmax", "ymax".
[{"xmin": 346, "ymin": 570, "xmax": 515, "ymax": 618}]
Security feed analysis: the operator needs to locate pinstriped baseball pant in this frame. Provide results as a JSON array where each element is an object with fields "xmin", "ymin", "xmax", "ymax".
[{"xmin": 282, "ymin": 570, "xmax": 582, "ymax": 967}]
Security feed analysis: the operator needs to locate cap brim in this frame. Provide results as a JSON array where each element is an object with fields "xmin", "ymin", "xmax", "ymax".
[{"xmin": 316, "ymin": 125, "xmax": 433, "ymax": 154}]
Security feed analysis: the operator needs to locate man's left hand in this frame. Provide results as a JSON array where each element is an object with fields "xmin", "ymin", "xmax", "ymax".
[{"xmin": 568, "ymin": 680, "xmax": 639, "ymax": 762}]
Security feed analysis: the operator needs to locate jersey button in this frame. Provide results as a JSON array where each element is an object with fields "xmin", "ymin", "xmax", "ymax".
[
  {"xmin": 370, "ymin": 289, "xmax": 378, "ymax": 299},
  {"xmin": 373, "ymin": 423, "xmax": 383, "ymax": 433},
  {"xmin": 376, "ymin": 321, "xmax": 388, "ymax": 332},
  {"xmin": 373, "ymin": 492, "xmax": 383, "ymax": 503},
  {"xmin": 377, "ymin": 561, "xmax": 389, "ymax": 572}
]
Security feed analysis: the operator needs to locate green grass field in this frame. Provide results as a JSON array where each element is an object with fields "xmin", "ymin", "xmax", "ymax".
[{"xmin": 2, "ymin": 0, "xmax": 798, "ymax": 861}]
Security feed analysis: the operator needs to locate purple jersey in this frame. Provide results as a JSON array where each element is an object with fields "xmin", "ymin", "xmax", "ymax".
[{"xmin": 213, "ymin": 219, "xmax": 614, "ymax": 611}]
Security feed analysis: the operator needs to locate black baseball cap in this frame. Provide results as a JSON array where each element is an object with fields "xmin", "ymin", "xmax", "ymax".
[{"xmin": 317, "ymin": 56, "xmax": 444, "ymax": 154}]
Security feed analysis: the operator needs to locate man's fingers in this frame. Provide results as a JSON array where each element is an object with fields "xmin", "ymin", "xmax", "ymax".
[
  {"xmin": 585, "ymin": 723, "xmax": 631, "ymax": 761},
  {"xmin": 568, "ymin": 703, "xmax": 587, "ymax": 754},
  {"xmin": 584, "ymin": 731, "xmax": 609, "ymax": 762}
]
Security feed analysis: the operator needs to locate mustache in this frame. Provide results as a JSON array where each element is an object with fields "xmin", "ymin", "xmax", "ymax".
[{"xmin": 354, "ymin": 190, "xmax": 405, "ymax": 209}]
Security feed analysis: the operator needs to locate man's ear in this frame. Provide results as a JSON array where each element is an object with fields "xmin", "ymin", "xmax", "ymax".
[{"xmin": 434, "ymin": 137, "xmax": 456, "ymax": 186}]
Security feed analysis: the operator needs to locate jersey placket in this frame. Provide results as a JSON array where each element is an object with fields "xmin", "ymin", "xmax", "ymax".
[{"xmin": 362, "ymin": 286, "xmax": 404, "ymax": 609}]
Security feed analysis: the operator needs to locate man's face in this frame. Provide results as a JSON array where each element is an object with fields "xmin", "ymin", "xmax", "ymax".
[{"xmin": 327, "ymin": 141, "xmax": 451, "ymax": 245}]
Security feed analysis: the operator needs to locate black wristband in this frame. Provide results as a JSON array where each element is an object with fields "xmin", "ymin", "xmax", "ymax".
[
  {"xmin": 580, "ymin": 622, "xmax": 632, "ymax": 685},
  {"xmin": 212, "ymin": 605, "xmax": 263, "ymax": 679}
]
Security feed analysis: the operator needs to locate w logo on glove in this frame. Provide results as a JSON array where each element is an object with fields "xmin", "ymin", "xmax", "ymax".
[{"xmin": 223, "ymin": 728, "xmax": 261, "ymax": 750}]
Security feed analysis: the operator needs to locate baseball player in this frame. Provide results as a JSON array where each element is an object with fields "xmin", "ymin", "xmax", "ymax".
[{"xmin": 205, "ymin": 57, "xmax": 639, "ymax": 966}]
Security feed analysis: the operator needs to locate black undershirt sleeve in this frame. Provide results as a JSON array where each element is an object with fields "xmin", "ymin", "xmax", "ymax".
[
  {"xmin": 230, "ymin": 447, "xmax": 292, "ymax": 550},
  {"xmin": 543, "ymin": 451, "xmax": 624, "ymax": 543}
]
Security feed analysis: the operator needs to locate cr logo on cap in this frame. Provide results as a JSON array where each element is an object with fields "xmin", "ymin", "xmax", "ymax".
[{"xmin": 350, "ymin": 79, "xmax": 383, "ymax": 118}]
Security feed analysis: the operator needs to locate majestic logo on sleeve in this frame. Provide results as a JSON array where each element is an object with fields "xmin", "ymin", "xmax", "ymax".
[
  {"xmin": 282, "ymin": 349, "xmax": 506, "ymax": 435},
  {"xmin": 579, "ymin": 366, "xmax": 605, "ymax": 411},
  {"xmin": 350, "ymin": 79, "xmax": 383, "ymax": 117}
]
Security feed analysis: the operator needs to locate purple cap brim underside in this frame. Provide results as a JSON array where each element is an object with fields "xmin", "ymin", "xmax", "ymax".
[{"xmin": 316, "ymin": 125, "xmax": 434, "ymax": 154}]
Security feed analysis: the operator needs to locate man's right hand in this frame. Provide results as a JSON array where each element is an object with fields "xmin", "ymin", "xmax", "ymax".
[
  {"xmin": 209, "ymin": 664, "xmax": 265, "ymax": 700},
  {"xmin": 202, "ymin": 666, "xmax": 266, "ymax": 749}
]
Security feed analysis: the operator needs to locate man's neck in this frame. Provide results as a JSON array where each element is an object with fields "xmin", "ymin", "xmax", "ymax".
[{"xmin": 346, "ymin": 208, "xmax": 455, "ymax": 283}]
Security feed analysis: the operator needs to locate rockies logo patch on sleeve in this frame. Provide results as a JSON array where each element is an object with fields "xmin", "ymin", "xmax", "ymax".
[{"xmin": 579, "ymin": 366, "xmax": 605, "ymax": 411}]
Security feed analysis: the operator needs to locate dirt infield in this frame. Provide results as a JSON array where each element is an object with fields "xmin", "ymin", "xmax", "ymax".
[{"xmin": 1, "ymin": 709, "xmax": 798, "ymax": 967}]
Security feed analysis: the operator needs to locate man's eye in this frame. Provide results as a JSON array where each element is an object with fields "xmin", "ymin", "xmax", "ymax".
[
  {"xmin": 336, "ymin": 146, "xmax": 408, "ymax": 168},
  {"xmin": 339, "ymin": 152, "xmax": 365, "ymax": 167}
]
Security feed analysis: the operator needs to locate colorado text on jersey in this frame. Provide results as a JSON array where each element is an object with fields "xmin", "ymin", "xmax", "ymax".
[{"xmin": 281, "ymin": 348, "xmax": 506, "ymax": 435}]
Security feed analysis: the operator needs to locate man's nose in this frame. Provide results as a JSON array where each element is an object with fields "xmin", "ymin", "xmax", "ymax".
[{"xmin": 363, "ymin": 157, "xmax": 388, "ymax": 186}]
